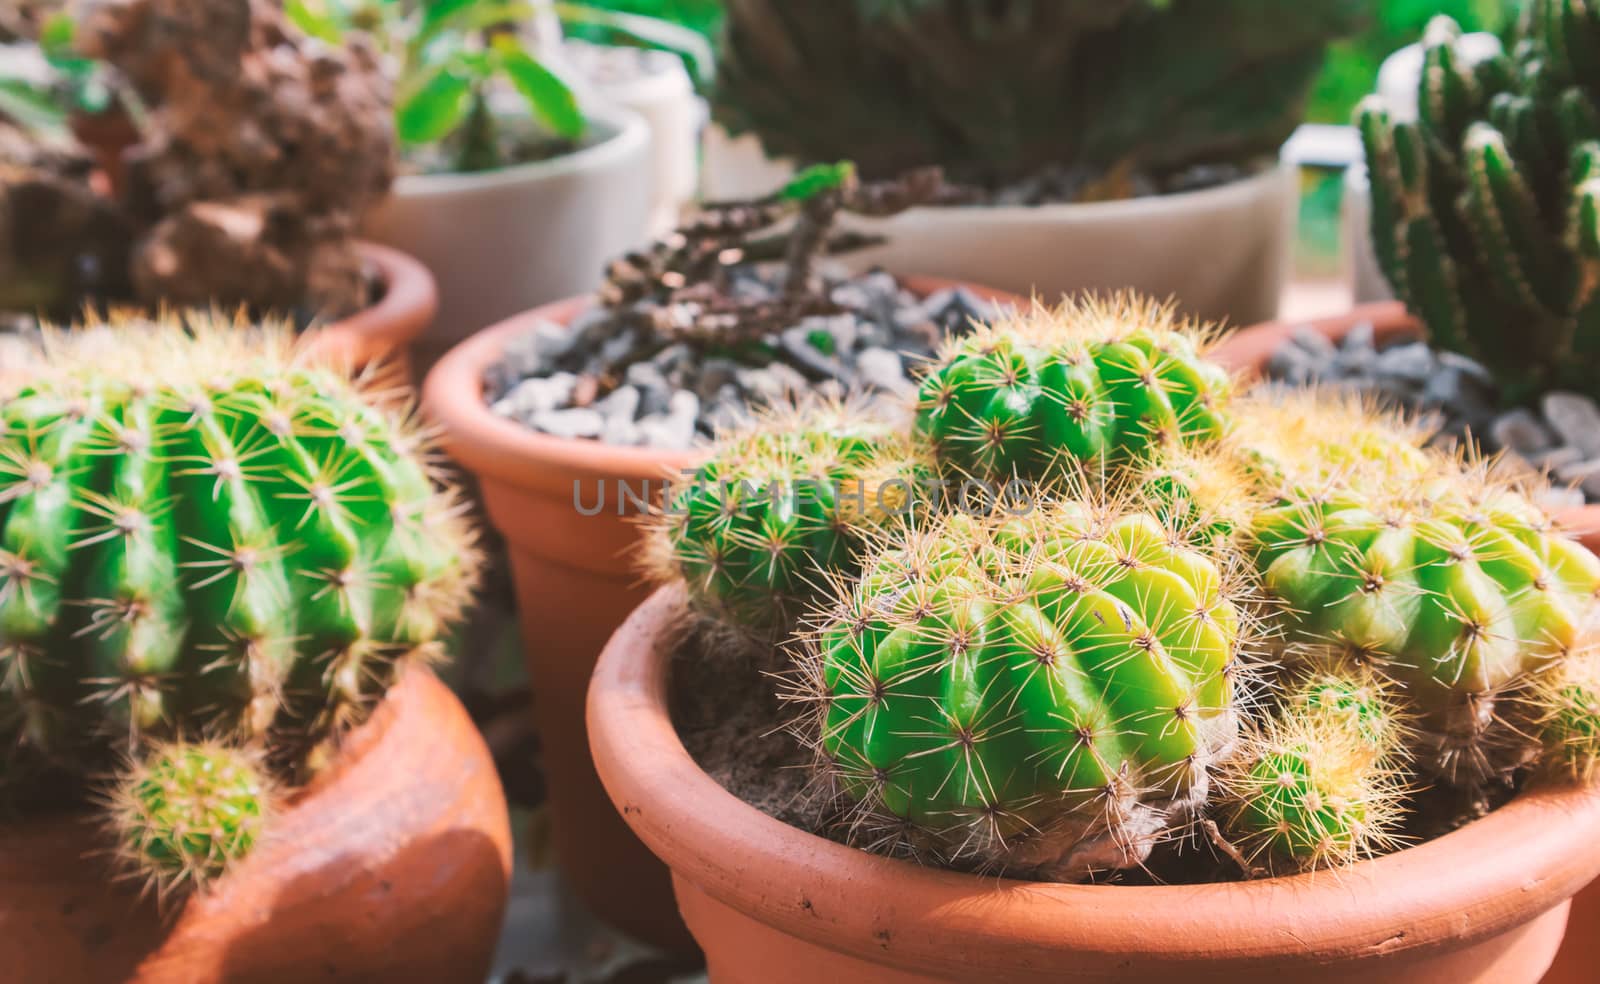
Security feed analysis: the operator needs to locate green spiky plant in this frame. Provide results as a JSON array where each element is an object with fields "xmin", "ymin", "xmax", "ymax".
[
  {"xmin": 1219, "ymin": 655, "xmax": 1411, "ymax": 873},
  {"xmin": 798, "ymin": 494, "xmax": 1257, "ymax": 877},
  {"xmin": 644, "ymin": 399, "xmax": 933, "ymax": 632},
  {"xmin": 715, "ymin": 0, "xmax": 1364, "ymax": 187},
  {"xmin": 0, "ymin": 312, "xmax": 480, "ymax": 896},
  {"xmin": 1359, "ymin": 6, "xmax": 1600, "ymax": 401},
  {"xmin": 108, "ymin": 740, "xmax": 271, "ymax": 897},
  {"xmin": 913, "ymin": 295, "xmax": 1232, "ymax": 485}
]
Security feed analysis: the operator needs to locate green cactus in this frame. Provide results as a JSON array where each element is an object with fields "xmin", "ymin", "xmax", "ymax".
[
  {"xmin": 646, "ymin": 400, "xmax": 933, "ymax": 630},
  {"xmin": 714, "ymin": 0, "xmax": 1363, "ymax": 187},
  {"xmin": 1359, "ymin": 9, "xmax": 1600, "ymax": 401},
  {"xmin": 1248, "ymin": 463, "xmax": 1600, "ymax": 785},
  {"xmin": 1523, "ymin": 649, "xmax": 1600, "ymax": 781},
  {"xmin": 913, "ymin": 296, "xmax": 1232, "ymax": 485},
  {"xmin": 108, "ymin": 739, "xmax": 271, "ymax": 896},
  {"xmin": 804, "ymin": 495, "xmax": 1252, "ymax": 877},
  {"xmin": 0, "ymin": 313, "xmax": 478, "ymax": 891}
]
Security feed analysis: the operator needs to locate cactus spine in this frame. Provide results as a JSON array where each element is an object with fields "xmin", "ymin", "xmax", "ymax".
[
  {"xmin": 802, "ymin": 495, "xmax": 1254, "ymax": 878},
  {"xmin": 1360, "ymin": 9, "xmax": 1600, "ymax": 400},
  {"xmin": 0, "ymin": 314, "xmax": 479, "ymax": 893},
  {"xmin": 913, "ymin": 296, "xmax": 1232, "ymax": 484}
]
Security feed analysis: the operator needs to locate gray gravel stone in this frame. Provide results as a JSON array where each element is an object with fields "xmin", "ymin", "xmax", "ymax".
[
  {"xmin": 1542, "ymin": 391, "xmax": 1600, "ymax": 458},
  {"xmin": 530, "ymin": 407, "xmax": 604, "ymax": 440},
  {"xmin": 781, "ymin": 325, "xmax": 853, "ymax": 381},
  {"xmin": 595, "ymin": 383, "xmax": 640, "ymax": 423},
  {"xmin": 1289, "ymin": 324, "xmax": 1338, "ymax": 362},
  {"xmin": 1373, "ymin": 341, "xmax": 1436, "ymax": 385},
  {"xmin": 856, "ymin": 346, "xmax": 910, "ymax": 394},
  {"xmin": 491, "ymin": 372, "xmax": 578, "ymax": 420},
  {"xmin": 1488, "ymin": 408, "xmax": 1554, "ymax": 455},
  {"xmin": 625, "ymin": 363, "xmax": 673, "ymax": 416}
]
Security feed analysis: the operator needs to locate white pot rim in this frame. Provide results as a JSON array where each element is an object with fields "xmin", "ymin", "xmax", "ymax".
[
  {"xmin": 390, "ymin": 105, "xmax": 649, "ymax": 198},
  {"xmin": 849, "ymin": 158, "xmax": 1291, "ymax": 224}
]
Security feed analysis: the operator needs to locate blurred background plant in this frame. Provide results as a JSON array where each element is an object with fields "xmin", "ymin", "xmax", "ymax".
[{"xmin": 286, "ymin": 0, "xmax": 708, "ymax": 174}]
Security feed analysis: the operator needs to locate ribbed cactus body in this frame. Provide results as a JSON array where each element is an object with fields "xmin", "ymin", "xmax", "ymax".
[
  {"xmin": 1250, "ymin": 482, "xmax": 1600, "ymax": 781},
  {"xmin": 914, "ymin": 298, "xmax": 1231, "ymax": 483},
  {"xmin": 809, "ymin": 500, "xmax": 1246, "ymax": 877},
  {"xmin": 653, "ymin": 402, "xmax": 931, "ymax": 629},
  {"xmin": 1360, "ymin": 10, "xmax": 1600, "ymax": 400},
  {"xmin": 0, "ymin": 319, "xmax": 476, "ymax": 785}
]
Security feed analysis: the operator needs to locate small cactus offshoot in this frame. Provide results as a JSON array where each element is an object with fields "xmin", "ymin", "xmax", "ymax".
[
  {"xmin": 0, "ymin": 312, "xmax": 479, "ymax": 894},
  {"xmin": 645, "ymin": 400, "xmax": 933, "ymax": 631},
  {"xmin": 109, "ymin": 740, "xmax": 271, "ymax": 897},
  {"xmin": 801, "ymin": 494, "xmax": 1256, "ymax": 878},
  {"xmin": 914, "ymin": 295, "xmax": 1232, "ymax": 484}
]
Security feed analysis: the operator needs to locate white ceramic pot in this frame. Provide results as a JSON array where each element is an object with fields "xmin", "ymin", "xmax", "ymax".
[
  {"xmin": 837, "ymin": 161, "xmax": 1297, "ymax": 326},
  {"xmin": 700, "ymin": 122, "xmax": 797, "ymax": 202},
  {"xmin": 570, "ymin": 42, "xmax": 698, "ymax": 235},
  {"xmin": 363, "ymin": 108, "xmax": 652, "ymax": 368}
]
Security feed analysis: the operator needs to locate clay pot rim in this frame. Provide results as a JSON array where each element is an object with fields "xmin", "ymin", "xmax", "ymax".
[
  {"xmin": 300, "ymin": 241, "xmax": 438, "ymax": 368},
  {"xmin": 588, "ymin": 582, "xmax": 1600, "ymax": 975},
  {"xmin": 421, "ymin": 276, "xmax": 1027, "ymax": 487},
  {"xmin": 843, "ymin": 157, "xmax": 1292, "ymax": 224},
  {"xmin": 1215, "ymin": 301, "xmax": 1600, "ymax": 535}
]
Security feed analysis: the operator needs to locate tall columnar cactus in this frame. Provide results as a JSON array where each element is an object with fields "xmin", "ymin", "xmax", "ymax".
[
  {"xmin": 802, "ymin": 495, "xmax": 1255, "ymax": 878},
  {"xmin": 1360, "ymin": 9, "xmax": 1600, "ymax": 400},
  {"xmin": 1219, "ymin": 658, "xmax": 1410, "ymax": 873},
  {"xmin": 645, "ymin": 400, "xmax": 933, "ymax": 631},
  {"xmin": 0, "ymin": 313, "xmax": 478, "ymax": 892},
  {"xmin": 715, "ymin": 0, "xmax": 1362, "ymax": 186},
  {"xmin": 913, "ymin": 296, "xmax": 1232, "ymax": 485}
]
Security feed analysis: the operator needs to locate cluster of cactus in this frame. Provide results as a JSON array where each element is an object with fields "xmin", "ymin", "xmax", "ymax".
[
  {"xmin": 0, "ymin": 314, "xmax": 479, "ymax": 896},
  {"xmin": 714, "ymin": 0, "xmax": 1363, "ymax": 186},
  {"xmin": 649, "ymin": 294, "xmax": 1600, "ymax": 882},
  {"xmin": 1360, "ymin": 6, "xmax": 1600, "ymax": 401}
]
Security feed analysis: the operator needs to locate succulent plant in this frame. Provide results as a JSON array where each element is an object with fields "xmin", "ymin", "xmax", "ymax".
[
  {"xmin": 913, "ymin": 296, "xmax": 1232, "ymax": 485},
  {"xmin": 714, "ymin": 0, "xmax": 1363, "ymax": 187},
  {"xmin": 801, "ymin": 494, "xmax": 1255, "ymax": 878},
  {"xmin": 108, "ymin": 740, "xmax": 271, "ymax": 897},
  {"xmin": 645, "ymin": 400, "xmax": 932, "ymax": 630},
  {"xmin": 1359, "ymin": 8, "xmax": 1600, "ymax": 401},
  {"xmin": 1219, "ymin": 658, "xmax": 1410, "ymax": 873},
  {"xmin": 0, "ymin": 313, "xmax": 478, "ymax": 892}
]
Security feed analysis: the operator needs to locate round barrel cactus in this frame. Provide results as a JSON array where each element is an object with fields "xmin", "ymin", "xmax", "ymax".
[
  {"xmin": 0, "ymin": 314, "xmax": 479, "ymax": 894},
  {"xmin": 648, "ymin": 400, "xmax": 933, "ymax": 630},
  {"xmin": 1250, "ymin": 473, "xmax": 1600, "ymax": 784},
  {"xmin": 913, "ymin": 296, "xmax": 1231, "ymax": 484},
  {"xmin": 805, "ymin": 497, "xmax": 1252, "ymax": 878}
]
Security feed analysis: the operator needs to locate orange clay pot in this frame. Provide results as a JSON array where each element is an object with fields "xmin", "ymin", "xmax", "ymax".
[
  {"xmin": 589, "ymin": 582, "xmax": 1600, "ymax": 984},
  {"xmin": 0, "ymin": 667, "xmax": 512, "ymax": 984},
  {"xmin": 302, "ymin": 241, "xmax": 438, "ymax": 376},
  {"xmin": 1214, "ymin": 302, "xmax": 1600, "ymax": 984},
  {"xmin": 422, "ymin": 277, "xmax": 1022, "ymax": 951}
]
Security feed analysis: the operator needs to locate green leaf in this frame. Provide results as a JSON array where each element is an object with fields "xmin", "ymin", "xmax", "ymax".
[
  {"xmin": 780, "ymin": 162, "xmax": 856, "ymax": 202},
  {"xmin": 416, "ymin": 0, "xmax": 534, "ymax": 48},
  {"xmin": 284, "ymin": 0, "xmax": 346, "ymax": 42},
  {"xmin": 554, "ymin": 2, "xmax": 715, "ymax": 83},
  {"xmin": 395, "ymin": 64, "xmax": 474, "ymax": 144},
  {"xmin": 490, "ymin": 35, "xmax": 585, "ymax": 140}
]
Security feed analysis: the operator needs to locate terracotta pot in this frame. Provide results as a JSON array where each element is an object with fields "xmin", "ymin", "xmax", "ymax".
[
  {"xmin": 0, "ymin": 667, "xmax": 512, "ymax": 984},
  {"xmin": 589, "ymin": 582, "xmax": 1600, "ymax": 983},
  {"xmin": 1213, "ymin": 302, "xmax": 1600, "ymax": 984},
  {"xmin": 422, "ymin": 276, "xmax": 1023, "ymax": 951},
  {"xmin": 303, "ymin": 241, "xmax": 438, "ymax": 376}
]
